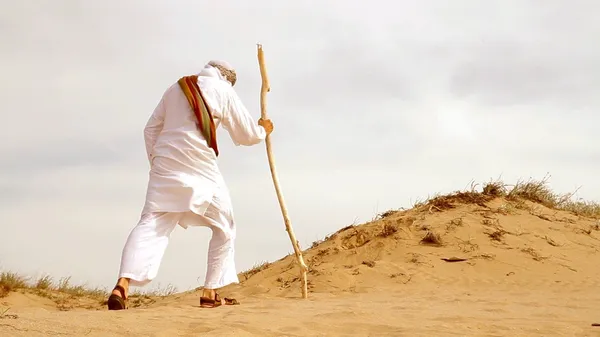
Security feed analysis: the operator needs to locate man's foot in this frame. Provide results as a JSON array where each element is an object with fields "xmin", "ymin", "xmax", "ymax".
[
  {"xmin": 199, "ymin": 289, "xmax": 239, "ymax": 308},
  {"xmin": 107, "ymin": 285, "xmax": 128, "ymax": 310},
  {"xmin": 107, "ymin": 279, "xmax": 129, "ymax": 310}
]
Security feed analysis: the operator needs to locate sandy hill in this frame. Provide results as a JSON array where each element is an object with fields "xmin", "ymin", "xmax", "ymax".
[{"xmin": 1, "ymin": 179, "xmax": 600, "ymax": 336}]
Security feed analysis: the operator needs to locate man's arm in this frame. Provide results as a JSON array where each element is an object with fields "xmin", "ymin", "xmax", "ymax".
[
  {"xmin": 144, "ymin": 97, "xmax": 166, "ymax": 164},
  {"xmin": 221, "ymin": 88, "xmax": 269, "ymax": 146}
]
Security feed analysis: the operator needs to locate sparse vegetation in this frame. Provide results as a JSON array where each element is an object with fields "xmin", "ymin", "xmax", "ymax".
[
  {"xmin": 0, "ymin": 306, "xmax": 18, "ymax": 320},
  {"xmin": 507, "ymin": 175, "xmax": 559, "ymax": 206},
  {"xmin": 390, "ymin": 272, "xmax": 412, "ymax": 284},
  {"xmin": 231, "ymin": 176, "xmax": 599, "ymax": 292},
  {"xmin": 35, "ymin": 275, "xmax": 53, "ymax": 290},
  {"xmin": 1, "ymin": 176, "xmax": 599, "ymax": 309},
  {"xmin": 0, "ymin": 270, "xmax": 175, "ymax": 311},
  {"xmin": 240, "ymin": 261, "xmax": 271, "ymax": 281},
  {"xmin": 376, "ymin": 209, "xmax": 398, "ymax": 220},
  {"xmin": 362, "ymin": 260, "xmax": 376, "ymax": 268},
  {"xmin": 486, "ymin": 228, "xmax": 507, "ymax": 242},
  {"xmin": 457, "ymin": 236, "xmax": 479, "ymax": 252},
  {"xmin": 506, "ymin": 175, "xmax": 600, "ymax": 218},
  {"xmin": 379, "ymin": 222, "xmax": 398, "ymax": 237},
  {"xmin": 521, "ymin": 247, "xmax": 549, "ymax": 261},
  {"xmin": 123, "ymin": 286, "xmax": 177, "ymax": 309},
  {"xmin": 415, "ymin": 181, "xmax": 499, "ymax": 212},
  {"xmin": 446, "ymin": 217, "xmax": 464, "ymax": 231},
  {"xmin": 482, "ymin": 218, "xmax": 500, "ymax": 226},
  {"xmin": 0, "ymin": 271, "xmax": 114, "ymax": 310},
  {"xmin": 310, "ymin": 239, "xmax": 323, "ymax": 249},
  {"xmin": 543, "ymin": 235, "xmax": 561, "ymax": 247},
  {"xmin": 561, "ymin": 200, "xmax": 600, "ymax": 218},
  {"xmin": 0, "ymin": 272, "xmax": 28, "ymax": 297},
  {"xmin": 420, "ymin": 231, "xmax": 443, "ymax": 246},
  {"xmin": 495, "ymin": 202, "xmax": 518, "ymax": 215},
  {"xmin": 413, "ymin": 176, "xmax": 600, "ymax": 219},
  {"xmin": 482, "ymin": 180, "xmax": 507, "ymax": 197}
]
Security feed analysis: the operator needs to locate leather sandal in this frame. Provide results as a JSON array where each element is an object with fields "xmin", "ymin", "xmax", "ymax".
[
  {"xmin": 107, "ymin": 285, "xmax": 128, "ymax": 310},
  {"xmin": 199, "ymin": 292, "xmax": 239, "ymax": 308}
]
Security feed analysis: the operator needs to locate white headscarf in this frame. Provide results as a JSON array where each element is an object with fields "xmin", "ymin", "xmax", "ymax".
[{"xmin": 197, "ymin": 60, "xmax": 237, "ymax": 86}]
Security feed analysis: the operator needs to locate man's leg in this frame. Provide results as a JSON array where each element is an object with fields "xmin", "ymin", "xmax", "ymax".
[
  {"xmin": 202, "ymin": 224, "xmax": 237, "ymax": 301},
  {"xmin": 196, "ymin": 191, "xmax": 239, "ymax": 305},
  {"xmin": 110, "ymin": 212, "xmax": 182, "ymax": 304}
]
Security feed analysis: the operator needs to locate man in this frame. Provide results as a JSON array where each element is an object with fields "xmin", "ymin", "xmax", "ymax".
[{"xmin": 107, "ymin": 60, "xmax": 273, "ymax": 310}]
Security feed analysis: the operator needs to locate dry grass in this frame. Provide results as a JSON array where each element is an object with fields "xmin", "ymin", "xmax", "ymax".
[
  {"xmin": 379, "ymin": 222, "xmax": 398, "ymax": 237},
  {"xmin": 0, "ymin": 306, "xmax": 18, "ymax": 320},
  {"xmin": 507, "ymin": 175, "xmax": 559, "ymax": 206},
  {"xmin": 310, "ymin": 239, "xmax": 323, "ymax": 249},
  {"xmin": 362, "ymin": 260, "xmax": 376, "ymax": 268},
  {"xmin": 446, "ymin": 217, "xmax": 464, "ymax": 231},
  {"xmin": 486, "ymin": 229, "xmax": 507, "ymax": 242},
  {"xmin": 416, "ymin": 181, "xmax": 506, "ymax": 212},
  {"xmin": 125, "ymin": 285, "xmax": 178, "ymax": 308},
  {"xmin": 426, "ymin": 190, "xmax": 493, "ymax": 211},
  {"xmin": 0, "ymin": 271, "xmax": 108, "ymax": 301},
  {"xmin": 561, "ymin": 200, "xmax": 600, "ymax": 218},
  {"xmin": 1, "ymin": 269, "xmax": 183, "ymax": 311},
  {"xmin": 0, "ymin": 272, "xmax": 28, "ymax": 298},
  {"xmin": 1, "ymin": 176, "xmax": 598, "ymax": 307},
  {"xmin": 420, "ymin": 231, "xmax": 443, "ymax": 246},
  {"xmin": 521, "ymin": 247, "xmax": 549, "ymax": 261},
  {"xmin": 506, "ymin": 175, "xmax": 600, "ymax": 218},
  {"xmin": 376, "ymin": 210, "xmax": 398, "ymax": 220},
  {"xmin": 35, "ymin": 275, "xmax": 53, "ymax": 290},
  {"xmin": 54, "ymin": 277, "xmax": 106, "ymax": 298},
  {"xmin": 413, "ymin": 176, "xmax": 600, "ymax": 219},
  {"xmin": 482, "ymin": 180, "xmax": 507, "ymax": 197},
  {"xmin": 239, "ymin": 261, "xmax": 271, "ymax": 281}
]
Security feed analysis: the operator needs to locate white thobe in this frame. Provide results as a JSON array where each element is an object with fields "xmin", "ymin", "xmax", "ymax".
[
  {"xmin": 118, "ymin": 69, "xmax": 266, "ymax": 289},
  {"xmin": 143, "ymin": 74, "xmax": 266, "ymax": 224}
]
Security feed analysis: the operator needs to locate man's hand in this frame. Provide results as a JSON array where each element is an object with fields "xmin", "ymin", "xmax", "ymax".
[{"xmin": 258, "ymin": 118, "xmax": 274, "ymax": 135}]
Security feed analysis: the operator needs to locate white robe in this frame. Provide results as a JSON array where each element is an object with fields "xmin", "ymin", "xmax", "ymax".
[
  {"xmin": 141, "ymin": 68, "xmax": 266, "ymax": 234},
  {"xmin": 117, "ymin": 68, "xmax": 266, "ymax": 288}
]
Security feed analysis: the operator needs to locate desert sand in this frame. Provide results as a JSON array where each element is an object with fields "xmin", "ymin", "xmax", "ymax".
[{"xmin": 2, "ymin": 181, "xmax": 600, "ymax": 336}]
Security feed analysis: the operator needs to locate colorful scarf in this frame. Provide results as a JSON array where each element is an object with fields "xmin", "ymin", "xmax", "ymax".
[{"xmin": 177, "ymin": 75, "xmax": 219, "ymax": 156}]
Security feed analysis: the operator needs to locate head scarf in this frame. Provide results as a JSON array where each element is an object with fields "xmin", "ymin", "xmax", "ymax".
[{"xmin": 198, "ymin": 60, "xmax": 237, "ymax": 86}]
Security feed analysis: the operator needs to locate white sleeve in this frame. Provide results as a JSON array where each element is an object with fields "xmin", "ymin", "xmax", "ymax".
[
  {"xmin": 221, "ymin": 88, "xmax": 266, "ymax": 146},
  {"xmin": 144, "ymin": 97, "xmax": 166, "ymax": 163}
]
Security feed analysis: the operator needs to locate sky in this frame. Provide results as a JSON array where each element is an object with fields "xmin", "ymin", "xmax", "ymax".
[{"xmin": 1, "ymin": 0, "xmax": 599, "ymax": 292}]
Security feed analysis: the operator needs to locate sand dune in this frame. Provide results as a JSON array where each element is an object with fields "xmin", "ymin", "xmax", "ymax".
[{"xmin": 2, "ymin": 181, "xmax": 600, "ymax": 336}]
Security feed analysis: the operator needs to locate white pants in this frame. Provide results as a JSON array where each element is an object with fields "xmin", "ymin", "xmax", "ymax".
[{"xmin": 117, "ymin": 199, "xmax": 239, "ymax": 289}]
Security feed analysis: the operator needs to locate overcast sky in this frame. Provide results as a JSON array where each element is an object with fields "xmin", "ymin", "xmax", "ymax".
[{"xmin": 1, "ymin": 0, "xmax": 598, "ymax": 292}]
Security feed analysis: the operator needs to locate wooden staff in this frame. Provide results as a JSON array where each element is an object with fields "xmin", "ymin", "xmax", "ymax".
[{"xmin": 257, "ymin": 44, "xmax": 309, "ymax": 299}]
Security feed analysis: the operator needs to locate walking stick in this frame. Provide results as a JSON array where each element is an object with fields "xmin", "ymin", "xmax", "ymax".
[{"xmin": 257, "ymin": 44, "xmax": 309, "ymax": 299}]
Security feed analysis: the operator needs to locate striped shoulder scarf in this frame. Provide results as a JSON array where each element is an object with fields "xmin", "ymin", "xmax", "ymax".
[{"xmin": 177, "ymin": 75, "xmax": 219, "ymax": 156}]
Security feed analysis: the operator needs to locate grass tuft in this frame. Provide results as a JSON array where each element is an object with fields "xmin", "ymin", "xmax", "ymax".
[
  {"xmin": 482, "ymin": 180, "xmax": 507, "ymax": 197},
  {"xmin": 35, "ymin": 275, "xmax": 53, "ymax": 290},
  {"xmin": 420, "ymin": 231, "xmax": 443, "ymax": 246},
  {"xmin": 412, "ymin": 175, "xmax": 600, "ymax": 219},
  {"xmin": 0, "ymin": 272, "xmax": 28, "ymax": 298},
  {"xmin": 379, "ymin": 222, "xmax": 398, "ymax": 237},
  {"xmin": 239, "ymin": 261, "xmax": 271, "ymax": 281},
  {"xmin": 507, "ymin": 175, "xmax": 559, "ymax": 207}
]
